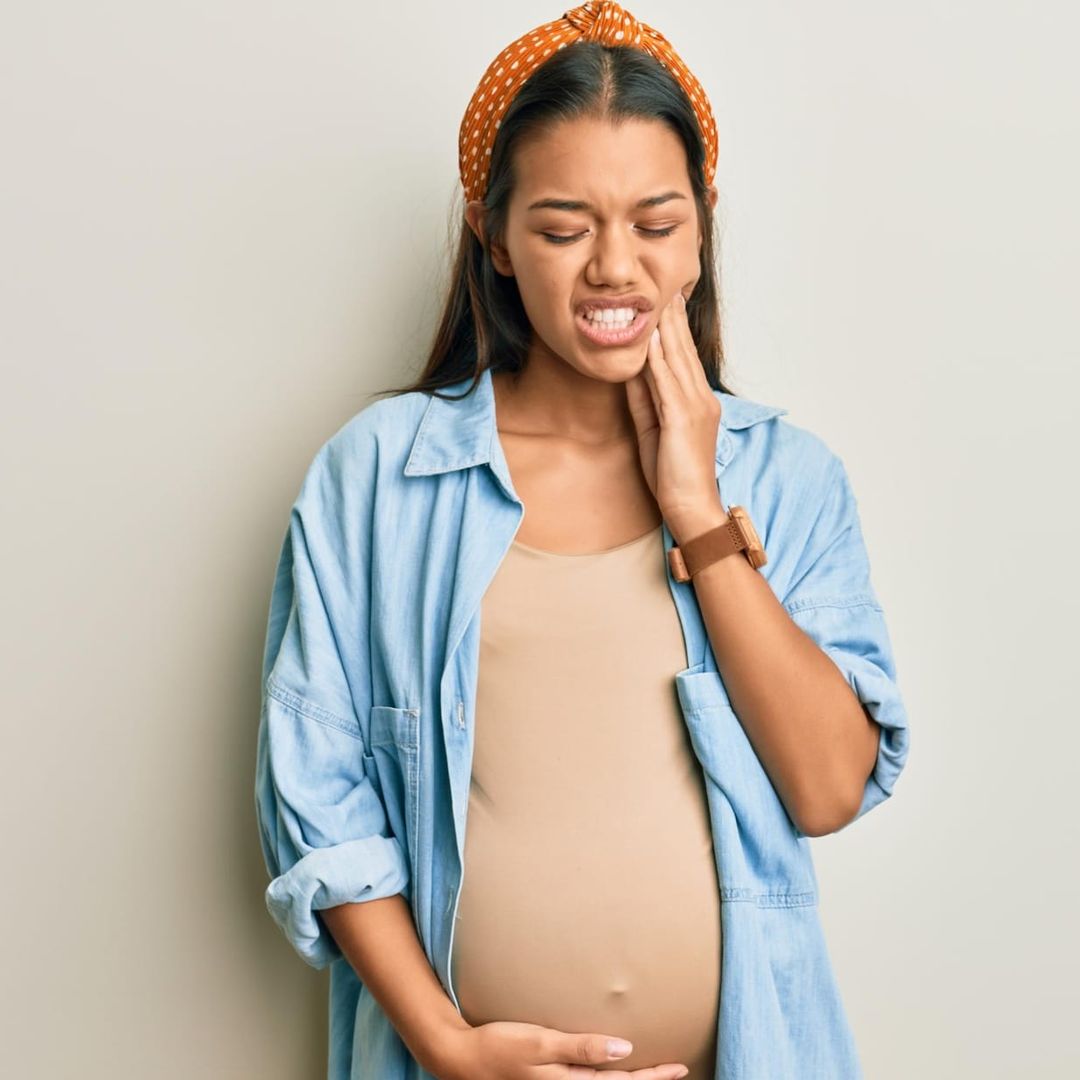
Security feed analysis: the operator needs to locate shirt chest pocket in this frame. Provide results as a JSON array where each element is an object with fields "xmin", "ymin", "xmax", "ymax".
[{"xmin": 368, "ymin": 705, "xmax": 421, "ymax": 874}]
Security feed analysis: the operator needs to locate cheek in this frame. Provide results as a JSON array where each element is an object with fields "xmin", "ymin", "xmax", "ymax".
[
  {"xmin": 514, "ymin": 272, "xmax": 569, "ymax": 337},
  {"xmin": 675, "ymin": 231, "xmax": 703, "ymax": 271},
  {"xmin": 515, "ymin": 260, "xmax": 573, "ymax": 314},
  {"xmin": 645, "ymin": 231, "xmax": 700, "ymax": 282},
  {"xmin": 671, "ymin": 243, "xmax": 705, "ymax": 293}
]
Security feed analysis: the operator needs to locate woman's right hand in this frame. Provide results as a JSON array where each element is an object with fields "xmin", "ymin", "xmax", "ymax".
[{"xmin": 435, "ymin": 1020, "xmax": 690, "ymax": 1079}]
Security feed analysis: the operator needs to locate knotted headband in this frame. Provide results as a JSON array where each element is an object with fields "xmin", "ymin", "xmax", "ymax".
[{"xmin": 459, "ymin": 1, "xmax": 718, "ymax": 204}]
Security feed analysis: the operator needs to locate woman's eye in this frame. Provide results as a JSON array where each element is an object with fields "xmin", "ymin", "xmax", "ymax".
[{"xmin": 541, "ymin": 225, "xmax": 679, "ymax": 245}]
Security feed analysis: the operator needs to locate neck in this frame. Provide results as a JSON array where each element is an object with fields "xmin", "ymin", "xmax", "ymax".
[{"xmin": 491, "ymin": 340, "xmax": 638, "ymax": 445}]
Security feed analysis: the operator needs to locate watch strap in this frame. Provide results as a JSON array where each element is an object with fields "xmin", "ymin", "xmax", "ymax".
[{"xmin": 667, "ymin": 508, "xmax": 765, "ymax": 582}]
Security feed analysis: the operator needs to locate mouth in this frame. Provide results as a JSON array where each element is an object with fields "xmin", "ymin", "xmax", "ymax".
[{"xmin": 574, "ymin": 301, "xmax": 652, "ymax": 348}]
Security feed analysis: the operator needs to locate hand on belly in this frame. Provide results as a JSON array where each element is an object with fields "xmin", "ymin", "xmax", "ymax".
[{"xmin": 434, "ymin": 1018, "xmax": 692, "ymax": 1079}]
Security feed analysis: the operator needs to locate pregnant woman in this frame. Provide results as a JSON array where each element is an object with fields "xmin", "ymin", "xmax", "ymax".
[{"xmin": 254, "ymin": 4, "xmax": 911, "ymax": 1079}]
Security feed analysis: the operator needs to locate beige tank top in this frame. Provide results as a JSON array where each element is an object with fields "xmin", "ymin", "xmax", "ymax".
[{"xmin": 449, "ymin": 524, "xmax": 722, "ymax": 1079}]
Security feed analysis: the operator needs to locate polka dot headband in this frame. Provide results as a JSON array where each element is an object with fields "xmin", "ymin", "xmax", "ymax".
[{"xmin": 459, "ymin": 1, "xmax": 718, "ymax": 203}]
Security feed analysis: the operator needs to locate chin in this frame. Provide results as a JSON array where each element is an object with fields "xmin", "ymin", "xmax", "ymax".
[{"xmin": 582, "ymin": 351, "xmax": 648, "ymax": 383}]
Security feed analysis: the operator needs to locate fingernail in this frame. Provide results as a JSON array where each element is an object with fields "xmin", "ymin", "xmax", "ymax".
[
  {"xmin": 607, "ymin": 1038, "xmax": 633, "ymax": 1058},
  {"xmin": 650, "ymin": 328, "xmax": 660, "ymax": 347}
]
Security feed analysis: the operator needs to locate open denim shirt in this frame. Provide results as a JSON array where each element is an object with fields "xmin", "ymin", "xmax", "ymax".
[{"xmin": 254, "ymin": 366, "xmax": 910, "ymax": 1079}]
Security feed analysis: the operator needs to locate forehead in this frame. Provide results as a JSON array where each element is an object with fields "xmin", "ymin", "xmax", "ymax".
[{"xmin": 511, "ymin": 115, "xmax": 691, "ymax": 208}]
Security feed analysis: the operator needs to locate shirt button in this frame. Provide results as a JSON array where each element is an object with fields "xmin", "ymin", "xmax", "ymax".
[{"xmin": 456, "ymin": 700, "xmax": 466, "ymax": 729}]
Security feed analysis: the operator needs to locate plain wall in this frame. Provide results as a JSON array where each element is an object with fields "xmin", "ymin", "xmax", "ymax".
[{"xmin": 2, "ymin": 2, "xmax": 1076, "ymax": 1076}]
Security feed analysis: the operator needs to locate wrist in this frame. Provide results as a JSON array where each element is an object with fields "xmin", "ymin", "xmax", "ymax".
[
  {"xmin": 667, "ymin": 498, "xmax": 729, "ymax": 548},
  {"xmin": 425, "ymin": 1022, "xmax": 476, "ymax": 1080},
  {"xmin": 420, "ymin": 1017, "xmax": 474, "ymax": 1080}
]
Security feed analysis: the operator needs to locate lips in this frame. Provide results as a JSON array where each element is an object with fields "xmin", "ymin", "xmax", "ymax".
[{"xmin": 575, "ymin": 306, "xmax": 651, "ymax": 347}]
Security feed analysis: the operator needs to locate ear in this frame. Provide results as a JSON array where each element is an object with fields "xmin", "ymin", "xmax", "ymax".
[{"xmin": 465, "ymin": 200, "xmax": 514, "ymax": 277}]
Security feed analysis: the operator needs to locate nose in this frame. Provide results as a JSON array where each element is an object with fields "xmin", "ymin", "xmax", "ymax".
[{"xmin": 585, "ymin": 224, "xmax": 639, "ymax": 288}]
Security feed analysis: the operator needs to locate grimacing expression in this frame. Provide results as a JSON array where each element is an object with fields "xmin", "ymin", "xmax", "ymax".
[{"xmin": 468, "ymin": 115, "xmax": 718, "ymax": 382}]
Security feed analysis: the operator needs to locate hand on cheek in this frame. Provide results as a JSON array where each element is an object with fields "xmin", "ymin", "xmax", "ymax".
[{"xmin": 625, "ymin": 287, "xmax": 726, "ymax": 539}]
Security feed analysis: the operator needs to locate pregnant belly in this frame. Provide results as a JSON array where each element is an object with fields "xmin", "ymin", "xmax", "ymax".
[{"xmin": 449, "ymin": 805, "xmax": 722, "ymax": 1078}]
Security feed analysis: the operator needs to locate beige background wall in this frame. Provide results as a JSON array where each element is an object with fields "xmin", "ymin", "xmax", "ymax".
[{"xmin": 3, "ymin": 2, "xmax": 1076, "ymax": 1077}]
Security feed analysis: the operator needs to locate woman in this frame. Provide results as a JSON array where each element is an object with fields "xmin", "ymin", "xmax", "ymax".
[{"xmin": 254, "ymin": 4, "xmax": 911, "ymax": 1079}]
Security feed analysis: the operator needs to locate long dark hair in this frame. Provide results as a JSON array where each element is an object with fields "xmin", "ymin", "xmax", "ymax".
[{"xmin": 375, "ymin": 41, "xmax": 736, "ymax": 402}]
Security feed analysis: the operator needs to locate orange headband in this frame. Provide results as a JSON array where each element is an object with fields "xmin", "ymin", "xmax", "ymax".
[{"xmin": 459, "ymin": 1, "xmax": 718, "ymax": 204}]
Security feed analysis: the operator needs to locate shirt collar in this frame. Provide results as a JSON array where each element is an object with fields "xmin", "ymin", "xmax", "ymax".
[{"xmin": 403, "ymin": 366, "xmax": 788, "ymax": 489}]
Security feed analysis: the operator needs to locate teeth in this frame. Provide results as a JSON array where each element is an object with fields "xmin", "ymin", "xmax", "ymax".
[{"xmin": 582, "ymin": 306, "xmax": 638, "ymax": 324}]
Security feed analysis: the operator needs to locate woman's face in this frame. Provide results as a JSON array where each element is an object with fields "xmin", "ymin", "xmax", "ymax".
[{"xmin": 466, "ymin": 114, "xmax": 717, "ymax": 383}]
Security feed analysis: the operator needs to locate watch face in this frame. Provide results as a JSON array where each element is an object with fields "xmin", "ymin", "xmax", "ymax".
[{"xmin": 730, "ymin": 505, "xmax": 767, "ymax": 568}]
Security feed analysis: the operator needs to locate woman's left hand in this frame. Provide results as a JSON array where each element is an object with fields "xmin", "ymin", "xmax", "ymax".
[{"xmin": 624, "ymin": 290, "xmax": 728, "ymax": 544}]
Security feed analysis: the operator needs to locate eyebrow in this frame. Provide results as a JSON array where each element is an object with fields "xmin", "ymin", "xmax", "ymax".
[{"xmin": 525, "ymin": 190, "xmax": 688, "ymax": 213}]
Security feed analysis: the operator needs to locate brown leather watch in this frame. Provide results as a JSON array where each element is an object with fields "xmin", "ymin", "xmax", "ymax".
[{"xmin": 667, "ymin": 505, "xmax": 767, "ymax": 582}]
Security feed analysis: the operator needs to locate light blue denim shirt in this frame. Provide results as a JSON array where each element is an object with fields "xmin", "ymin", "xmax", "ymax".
[{"xmin": 254, "ymin": 365, "xmax": 910, "ymax": 1079}]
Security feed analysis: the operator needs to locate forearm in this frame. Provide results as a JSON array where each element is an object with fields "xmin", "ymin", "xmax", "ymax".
[
  {"xmin": 673, "ymin": 502, "xmax": 880, "ymax": 836},
  {"xmin": 321, "ymin": 893, "xmax": 470, "ymax": 1075}
]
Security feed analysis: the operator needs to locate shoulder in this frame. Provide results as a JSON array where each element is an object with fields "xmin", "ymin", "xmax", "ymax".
[
  {"xmin": 302, "ymin": 389, "xmax": 429, "ymax": 481},
  {"xmin": 293, "ymin": 389, "xmax": 431, "ymax": 514},
  {"xmin": 713, "ymin": 390, "xmax": 869, "ymax": 596},
  {"xmin": 713, "ymin": 388, "xmax": 842, "ymax": 491},
  {"xmin": 323, "ymin": 389, "xmax": 429, "ymax": 465}
]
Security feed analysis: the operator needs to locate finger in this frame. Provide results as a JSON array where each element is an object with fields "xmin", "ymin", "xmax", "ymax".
[
  {"xmin": 670, "ymin": 291, "xmax": 697, "ymax": 358},
  {"xmin": 538, "ymin": 1031, "xmax": 638, "ymax": 1072},
  {"xmin": 553, "ymin": 1065, "xmax": 690, "ymax": 1079},
  {"xmin": 661, "ymin": 292, "xmax": 706, "ymax": 399},
  {"xmin": 537, "ymin": 1029, "xmax": 689, "ymax": 1080},
  {"xmin": 666, "ymin": 289, "xmax": 715, "ymax": 405},
  {"xmin": 646, "ymin": 326, "xmax": 682, "ymax": 421},
  {"xmin": 562, "ymin": 1066, "xmax": 691, "ymax": 1079}
]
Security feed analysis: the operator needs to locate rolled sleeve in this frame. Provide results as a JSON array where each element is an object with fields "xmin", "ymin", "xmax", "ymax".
[
  {"xmin": 784, "ymin": 598, "xmax": 910, "ymax": 827},
  {"xmin": 254, "ymin": 436, "xmax": 409, "ymax": 969},
  {"xmin": 780, "ymin": 454, "xmax": 911, "ymax": 830},
  {"xmin": 257, "ymin": 685, "xmax": 409, "ymax": 968}
]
